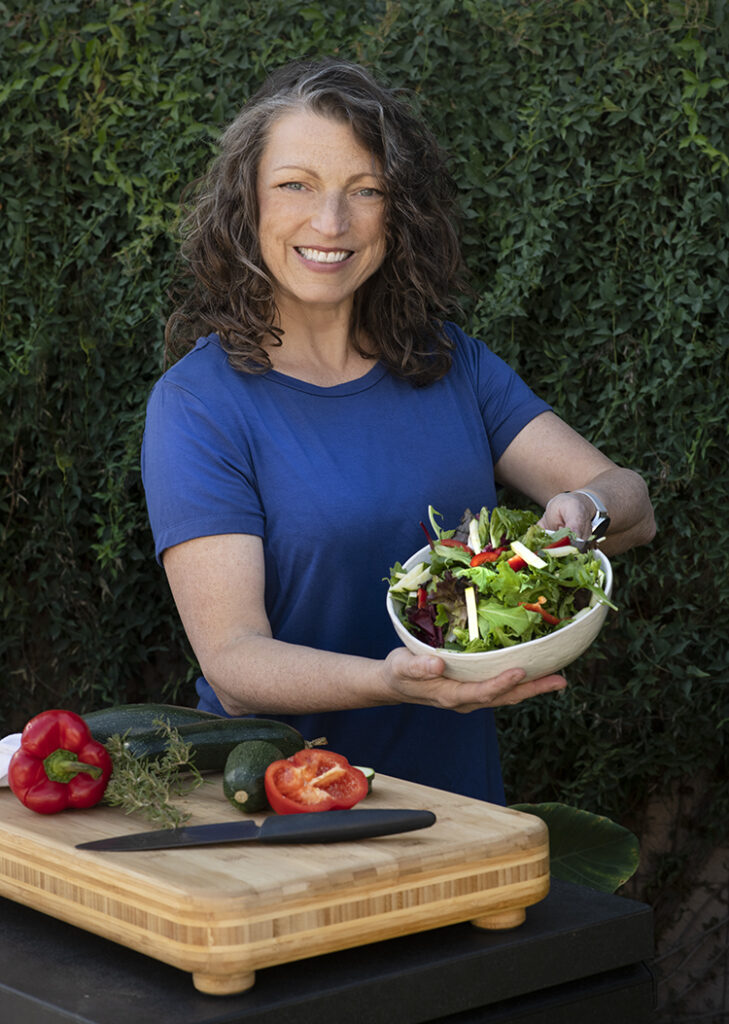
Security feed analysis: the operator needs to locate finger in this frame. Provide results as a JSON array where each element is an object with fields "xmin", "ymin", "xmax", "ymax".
[
  {"xmin": 494, "ymin": 673, "xmax": 568, "ymax": 707},
  {"xmin": 398, "ymin": 651, "xmax": 446, "ymax": 680},
  {"xmin": 542, "ymin": 493, "xmax": 592, "ymax": 539},
  {"xmin": 443, "ymin": 667, "xmax": 525, "ymax": 706},
  {"xmin": 441, "ymin": 670, "xmax": 566, "ymax": 712},
  {"xmin": 543, "ymin": 493, "xmax": 579, "ymax": 529},
  {"xmin": 383, "ymin": 649, "xmax": 448, "ymax": 700}
]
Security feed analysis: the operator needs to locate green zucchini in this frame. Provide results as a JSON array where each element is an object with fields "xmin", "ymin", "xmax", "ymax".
[
  {"xmin": 123, "ymin": 716, "xmax": 310, "ymax": 771},
  {"xmin": 354, "ymin": 766, "xmax": 376, "ymax": 793},
  {"xmin": 223, "ymin": 740, "xmax": 284, "ymax": 813},
  {"xmin": 83, "ymin": 703, "xmax": 222, "ymax": 744}
]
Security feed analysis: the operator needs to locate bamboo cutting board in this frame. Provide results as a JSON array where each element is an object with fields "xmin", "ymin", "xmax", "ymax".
[{"xmin": 0, "ymin": 774, "xmax": 549, "ymax": 995}]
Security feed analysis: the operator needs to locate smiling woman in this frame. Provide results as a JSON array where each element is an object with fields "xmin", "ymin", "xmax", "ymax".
[
  {"xmin": 141, "ymin": 58, "xmax": 655, "ymax": 805},
  {"xmin": 254, "ymin": 109, "xmax": 387, "ymax": 379},
  {"xmin": 164, "ymin": 58, "xmax": 465, "ymax": 385}
]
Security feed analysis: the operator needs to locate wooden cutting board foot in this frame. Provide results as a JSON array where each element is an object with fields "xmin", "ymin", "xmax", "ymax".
[
  {"xmin": 470, "ymin": 906, "xmax": 526, "ymax": 930},
  {"xmin": 192, "ymin": 969, "xmax": 256, "ymax": 995}
]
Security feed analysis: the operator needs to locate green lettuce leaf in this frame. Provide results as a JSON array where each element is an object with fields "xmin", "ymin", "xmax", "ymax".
[{"xmin": 489, "ymin": 506, "xmax": 539, "ymax": 548}]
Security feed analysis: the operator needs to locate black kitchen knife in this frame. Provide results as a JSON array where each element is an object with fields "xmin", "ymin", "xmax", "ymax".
[{"xmin": 75, "ymin": 808, "xmax": 436, "ymax": 851}]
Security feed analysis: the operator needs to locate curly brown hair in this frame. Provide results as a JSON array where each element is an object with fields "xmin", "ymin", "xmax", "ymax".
[{"xmin": 165, "ymin": 58, "xmax": 467, "ymax": 385}]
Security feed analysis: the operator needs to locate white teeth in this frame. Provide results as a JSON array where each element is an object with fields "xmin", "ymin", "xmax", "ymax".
[{"xmin": 297, "ymin": 247, "xmax": 351, "ymax": 263}]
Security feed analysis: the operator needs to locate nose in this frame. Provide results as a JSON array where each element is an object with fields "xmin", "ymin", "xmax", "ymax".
[{"xmin": 310, "ymin": 191, "xmax": 349, "ymax": 236}]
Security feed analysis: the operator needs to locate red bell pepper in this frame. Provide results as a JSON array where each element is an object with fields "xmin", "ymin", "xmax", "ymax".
[
  {"xmin": 470, "ymin": 548, "xmax": 505, "ymax": 566},
  {"xmin": 438, "ymin": 538, "xmax": 473, "ymax": 553},
  {"xmin": 417, "ymin": 586, "xmax": 428, "ymax": 609},
  {"xmin": 520, "ymin": 602, "xmax": 561, "ymax": 626},
  {"xmin": 419, "ymin": 521, "xmax": 472, "ymax": 555},
  {"xmin": 543, "ymin": 536, "xmax": 572, "ymax": 549},
  {"xmin": 8, "ymin": 709, "xmax": 113, "ymax": 814},
  {"xmin": 264, "ymin": 749, "xmax": 368, "ymax": 815}
]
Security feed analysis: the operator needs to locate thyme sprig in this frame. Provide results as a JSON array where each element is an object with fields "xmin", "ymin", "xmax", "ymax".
[{"xmin": 103, "ymin": 719, "xmax": 205, "ymax": 829}]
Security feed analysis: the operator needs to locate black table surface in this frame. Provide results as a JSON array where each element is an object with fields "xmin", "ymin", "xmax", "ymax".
[{"xmin": 0, "ymin": 879, "xmax": 655, "ymax": 1024}]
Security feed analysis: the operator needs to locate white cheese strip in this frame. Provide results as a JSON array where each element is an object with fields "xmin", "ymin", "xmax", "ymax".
[
  {"xmin": 510, "ymin": 540, "xmax": 547, "ymax": 569},
  {"xmin": 465, "ymin": 586, "xmax": 479, "ymax": 641},
  {"xmin": 389, "ymin": 563, "xmax": 432, "ymax": 593},
  {"xmin": 544, "ymin": 545, "xmax": 580, "ymax": 557}
]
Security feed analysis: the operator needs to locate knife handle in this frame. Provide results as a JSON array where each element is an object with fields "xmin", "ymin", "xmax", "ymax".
[{"xmin": 258, "ymin": 808, "xmax": 436, "ymax": 843}]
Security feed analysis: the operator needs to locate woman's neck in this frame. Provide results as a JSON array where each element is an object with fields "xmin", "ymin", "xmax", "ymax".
[{"xmin": 265, "ymin": 305, "xmax": 376, "ymax": 386}]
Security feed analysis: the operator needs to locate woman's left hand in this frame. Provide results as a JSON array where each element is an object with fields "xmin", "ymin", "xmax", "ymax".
[
  {"xmin": 494, "ymin": 411, "xmax": 656, "ymax": 555},
  {"xmin": 539, "ymin": 490, "xmax": 596, "ymax": 542}
]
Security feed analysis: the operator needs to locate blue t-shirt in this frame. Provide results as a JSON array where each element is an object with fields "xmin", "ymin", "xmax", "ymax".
[{"xmin": 141, "ymin": 322, "xmax": 550, "ymax": 803}]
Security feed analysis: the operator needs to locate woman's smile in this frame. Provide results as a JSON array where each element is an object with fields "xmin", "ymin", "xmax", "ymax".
[
  {"xmin": 256, "ymin": 109, "xmax": 387, "ymax": 318},
  {"xmin": 295, "ymin": 246, "xmax": 353, "ymax": 265}
]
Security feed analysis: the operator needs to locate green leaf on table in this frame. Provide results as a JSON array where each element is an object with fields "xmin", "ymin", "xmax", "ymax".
[{"xmin": 510, "ymin": 802, "xmax": 640, "ymax": 894}]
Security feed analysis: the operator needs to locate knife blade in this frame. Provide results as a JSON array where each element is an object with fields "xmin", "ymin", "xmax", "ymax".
[{"xmin": 75, "ymin": 808, "xmax": 436, "ymax": 851}]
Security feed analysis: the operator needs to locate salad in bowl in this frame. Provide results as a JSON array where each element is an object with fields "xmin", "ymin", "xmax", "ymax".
[{"xmin": 386, "ymin": 505, "xmax": 615, "ymax": 683}]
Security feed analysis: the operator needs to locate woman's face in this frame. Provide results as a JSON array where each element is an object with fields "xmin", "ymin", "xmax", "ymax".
[{"xmin": 256, "ymin": 108, "xmax": 387, "ymax": 322}]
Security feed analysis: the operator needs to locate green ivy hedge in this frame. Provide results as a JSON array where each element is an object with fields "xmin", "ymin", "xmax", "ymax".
[{"xmin": 2, "ymin": 0, "xmax": 728, "ymax": 943}]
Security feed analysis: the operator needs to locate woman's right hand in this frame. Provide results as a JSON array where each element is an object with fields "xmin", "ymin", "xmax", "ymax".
[
  {"xmin": 162, "ymin": 532, "xmax": 567, "ymax": 717},
  {"xmin": 380, "ymin": 647, "xmax": 567, "ymax": 714}
]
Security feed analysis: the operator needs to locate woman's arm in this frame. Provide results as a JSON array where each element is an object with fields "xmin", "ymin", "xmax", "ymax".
[
  {"xmin": 162, "ymin": 532, "xmax": 566, "ymax": 717},
  {"xmin": 494, "ymin": 411, "xmax": 656, "ymax": 554}
]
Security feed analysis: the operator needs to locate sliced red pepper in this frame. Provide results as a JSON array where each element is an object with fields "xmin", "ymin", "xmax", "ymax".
[
  {"xmin": 520, "ymin": 602, "xmax": 561, "ymax": 626},
  {"xmin": 8, "ymin": 709, "xmax": 113, "ymax": 815},
  {"xmin": 437, "ymin": 538, "xmax": 473, "ymax": 553},
  {"xmin": 470, "ymin": 548, "xmax": 505, "ymax": 566},
  {"xmin": 507, "ymin": 554, "xmax": 527, "ymax": 570},
  {"xmin": 264, "ymin": 749, "xmax": 368, "ymax": 815},
  {"xmin": 417, "ymin": 586, "xmax": 428, "ymax": 609},
  {"xmin": 543, "ymin": 536, "xmax": 572, "ymax": 549}
]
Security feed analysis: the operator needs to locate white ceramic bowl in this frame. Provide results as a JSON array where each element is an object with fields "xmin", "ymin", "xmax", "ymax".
[{"xmin": 386, "ymin": 544, "xmax": 613, "ymax": 683}]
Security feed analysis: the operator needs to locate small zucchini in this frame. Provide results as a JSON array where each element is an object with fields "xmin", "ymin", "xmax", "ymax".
[
  {"xmin": 83, "ymin": 703, "xmax": 222, "ymax": 744},
  {"xmin": 123, "ymin": 716, "xmax": 311, "ymax": 771},
  {"xmin": 354, "ymin": 766, "xmax": 376, "ymax": 793},
  {"xmin": 223, "ymin": 740, "xmax": 284, "ymax": 813}
]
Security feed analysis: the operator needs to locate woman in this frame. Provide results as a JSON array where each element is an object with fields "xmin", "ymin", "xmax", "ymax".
[{"xmin": 142, "ymin": 58, "xmax": 655, "ymax": 803}]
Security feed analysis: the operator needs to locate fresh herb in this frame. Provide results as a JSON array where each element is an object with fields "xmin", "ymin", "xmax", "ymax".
[{"xmin": 103, "ymin": 719, "xmax": 205, "ymax": 829}]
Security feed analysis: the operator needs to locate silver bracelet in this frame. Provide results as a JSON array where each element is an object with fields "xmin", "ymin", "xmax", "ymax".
[{"xmin": 572, "ymin": 489, "xmax": 610, "ymax": 539}]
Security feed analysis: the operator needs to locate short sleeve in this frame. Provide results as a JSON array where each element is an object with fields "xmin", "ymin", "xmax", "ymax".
[
  {"xmin": 141, "ymin": 379, "xmax": 264, "ymax": 563},
  {"xmin": 444, "ymin": 323, "xmax": 552, "ymax": 462}
]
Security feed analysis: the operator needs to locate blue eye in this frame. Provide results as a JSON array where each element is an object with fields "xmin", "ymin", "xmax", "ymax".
[{"xmin": 280, "ymin": 182, "xmax": 305, "ymax": 191}]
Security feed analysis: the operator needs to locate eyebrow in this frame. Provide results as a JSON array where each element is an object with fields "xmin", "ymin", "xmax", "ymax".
[{"xmin": 269, "ymin": 164, "xmax": 382, "ymax": 182}]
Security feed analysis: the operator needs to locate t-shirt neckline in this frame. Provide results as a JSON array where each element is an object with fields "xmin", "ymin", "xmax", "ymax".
[{"xmin": 263, "ymin": 361, "xmax": 388, "ymax": 396}]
